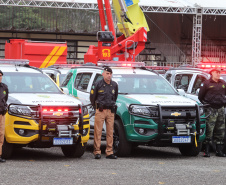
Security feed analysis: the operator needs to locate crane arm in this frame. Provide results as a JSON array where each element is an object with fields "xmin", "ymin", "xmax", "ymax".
[{"xmin": 112, "ymin": 0, "xmax": 150, "ymax": 37}]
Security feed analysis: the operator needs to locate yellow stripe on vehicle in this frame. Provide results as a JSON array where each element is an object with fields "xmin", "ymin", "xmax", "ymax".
[
  {"xmin": 46, "ymin": 46, "xmax": 67, "ymax": 68},
  {"xmin": 40, "ymin": 46, "xmax": 60, "ymax": 68}
]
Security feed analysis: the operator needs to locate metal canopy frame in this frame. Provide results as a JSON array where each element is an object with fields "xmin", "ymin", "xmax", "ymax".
[
  {"xmin": 192, "ymin": 8, "xmax": 202, "ymax": 67},
  {"xmin": 1, "ymin": 1, "xmax": 226, "ymax": 66},
  {"xmin": 1, "ymin": 1, "xmax": 226, "ymax": 15}
]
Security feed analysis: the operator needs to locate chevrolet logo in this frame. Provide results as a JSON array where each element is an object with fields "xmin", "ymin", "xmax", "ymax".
[
  {"xmin": 53, "ymin": 112, "xmax": 63, "ymax": 116},
  {"xmin": 171, "ymin": 112, "xmax": 181, "ymax": 116}
]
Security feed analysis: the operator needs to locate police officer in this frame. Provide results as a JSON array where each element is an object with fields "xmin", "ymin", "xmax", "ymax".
[
  {"xmin": 90, "ymin": 66, "xmax": 118, "ymax": 159},
  {"xmin": 0, "ymin": 70, "xmax": 8, "ymax": 162},
  {"xmin": 198, "ymin": 67, "xmax": 226, "ymax": 157}
]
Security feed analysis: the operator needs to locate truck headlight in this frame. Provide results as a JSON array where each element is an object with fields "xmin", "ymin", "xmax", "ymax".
[
  {"xmin": 9, "ymin": 105, "xmax": 32, "ymax": 117},
  {"xmin": 129, "ymin": 105, "xmax": 158, "ymax": 118},
  {"xmin": 83, "ymin": 107, "xmax": 88, "ymax": 116}
]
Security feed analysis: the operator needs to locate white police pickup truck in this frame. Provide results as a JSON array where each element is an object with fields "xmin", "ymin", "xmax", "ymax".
[
  {"xmin": 1, "ymin": 60, "xmax": 90, "ymax": 158},
  {"xmin": 164, "ymin": 67, "xmax": 210, "ymax": 103},
  {"xmin": 164, "ymin": 66, "xmax": 226, "ymax": 102},
  {"xmin": 164, "ymin": 66, "xmax": 226, "ymax": 151},
  {"xmin": 61, "ymin": 61, "xmax": 206, "ymax": 157}
]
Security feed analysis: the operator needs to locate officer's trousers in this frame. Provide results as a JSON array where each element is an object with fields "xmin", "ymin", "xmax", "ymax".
[
  {"xmin": 0, "ymin": 115, "xmax": 5, "ymax": 156},
  {"xmin": 93, "ymin": 109, "xmax": 114, "ymax": 156},
  {"xmin": 205, "ymin": 106, "xmax": 225, "ymax": 144}
]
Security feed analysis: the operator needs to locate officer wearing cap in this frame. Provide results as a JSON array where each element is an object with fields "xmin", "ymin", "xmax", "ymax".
[
  {"xmin": 0, "ymin": 70, "xmax": 8, "ymax": 162},
  {"xmin": 90, "ymin": 66, "xmax": 118, "ymax": 159},
  {"xmin": 198, "ymin": 67, "xmax": 226, "ymax": 157}
]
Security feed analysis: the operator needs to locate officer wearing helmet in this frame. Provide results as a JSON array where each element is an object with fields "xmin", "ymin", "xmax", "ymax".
[
  {"xmin": 0, "ymin": 70, "xmax": 8, "ymax": 162},
  {"xmin": 90, "ymin": 66, "xmax": 118, "ymax": 159},
  {"xmin": 198, "ymin": 67, "xmax": 226, "ymax": 157}
]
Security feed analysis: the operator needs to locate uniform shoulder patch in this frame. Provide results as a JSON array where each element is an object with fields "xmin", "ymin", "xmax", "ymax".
[{"xmin": 91, "ymin": 90, "xmax": 94, "ymax": 94}]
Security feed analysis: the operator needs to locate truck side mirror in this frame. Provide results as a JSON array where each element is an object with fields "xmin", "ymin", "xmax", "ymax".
[
  {"xmin": 61, "ymin": 87, "xmax": 69, "ymax": 94},
  {"xmin": 177, "ymin": 89, "xmax": 186, "ymax": 96},
  {"xmin": 196, "ymin": 88, "xmax": 200, "ymax": 95}
]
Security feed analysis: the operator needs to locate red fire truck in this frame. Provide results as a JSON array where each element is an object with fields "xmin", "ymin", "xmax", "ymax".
[{"xmin": 5, "ymin": 39, "xmax": 67, "ymax": 68}]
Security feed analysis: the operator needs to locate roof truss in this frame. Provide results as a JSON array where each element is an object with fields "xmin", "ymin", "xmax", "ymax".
[{"xmin": 0, "ymin": 1, "xmax": 226, "ymax": 15}]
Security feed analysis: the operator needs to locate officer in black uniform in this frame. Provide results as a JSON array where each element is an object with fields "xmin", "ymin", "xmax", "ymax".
[
  {"xmin": 0, "ymin": 70, "xmax": 8, "ymax": 162},
  {"xmin": 198, "ymin": 67, "xmax": 226, "ymax": 157},
  {"xmin": 90, "ymin": 66, "xmax": 118, "ymax": 159}
]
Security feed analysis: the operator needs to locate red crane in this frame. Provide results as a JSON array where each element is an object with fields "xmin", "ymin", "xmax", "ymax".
[{"xmin": 84, "ymin": 0, "xmax": 149, "ymax": 64}]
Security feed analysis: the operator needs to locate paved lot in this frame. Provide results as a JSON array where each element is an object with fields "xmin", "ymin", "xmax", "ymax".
[{"xmin": 0, "ymin": 140, "xmax": 226, "ymax": 185}]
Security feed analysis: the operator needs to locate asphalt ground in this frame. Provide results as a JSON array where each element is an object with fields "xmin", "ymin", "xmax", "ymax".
[{"xmin": 0, "ymin": 140, "xmax": 226, "ymax": 185}]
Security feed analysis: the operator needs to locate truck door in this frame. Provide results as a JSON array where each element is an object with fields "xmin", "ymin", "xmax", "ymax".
[
  {"xmin": 186, "ymin": 74, "xmax": 208, "ymax": 103},
  {"xmin": 73, "ymin": 72, "xmax": 93, "ymax": 105}
]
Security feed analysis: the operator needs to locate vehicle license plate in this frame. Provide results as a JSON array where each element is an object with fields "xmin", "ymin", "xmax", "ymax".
[
  {"xmin": 53, "ymin": 138, "xmax": 73, "ymax": 145},
  {"xmin": 172, "ymin": 136, "xmax": 191, "ymax": 143}
]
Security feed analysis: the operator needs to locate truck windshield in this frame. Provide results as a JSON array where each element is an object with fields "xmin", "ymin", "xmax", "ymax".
[
  {"xmin": 113, "ymin": 74, "xmax": 177, "ymax": 95},
  {"xmin": 3, "ymin": 72, "xmax": 62, "ymax": 94}
]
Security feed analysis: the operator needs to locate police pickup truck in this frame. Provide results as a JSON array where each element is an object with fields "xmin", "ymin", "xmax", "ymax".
[
  {"xmin": 164, "ymin": 66, "xmax": 226, "ymax": 102},
  {"xmin": 164, "ymin": 67, "xmax": 210, "ymax": 102},
  {"xmin": 1, "ymin": 60, "xmax": 89, "ymax": 158},
  {"xmin": 41, "ymin": 64, "xmax": 76, "ymax": 87},
  {"xmin": 61, "ymin": 61, "xmax": 206, "ymax": 157},
  {"xmin": 164, "ymin": 66, "xmax": 226, "ymax": 151}
]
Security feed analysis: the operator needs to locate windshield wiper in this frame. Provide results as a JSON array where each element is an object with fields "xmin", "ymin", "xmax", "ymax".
[{"xmin": 119, "ymin": 92, "xmax": 129, "ymax": 95}]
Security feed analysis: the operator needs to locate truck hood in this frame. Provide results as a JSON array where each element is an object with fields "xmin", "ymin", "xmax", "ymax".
[
  {"xmin": 123, "ymin": 94, "xmax": 197, "ymax": 106},
  {"xmin": 8, "ymin": 93, "xmax": 81, "ymax": 105}
]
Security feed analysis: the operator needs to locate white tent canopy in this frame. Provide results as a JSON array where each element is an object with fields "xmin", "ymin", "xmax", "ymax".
[
  {"xmin": 2, "ymin": 0, "xmax": 226, "ymax": 11},
  {"xmin": 1, "ymin": 0, "xmax": 220, "ymax": 15},
  {"xmin": 34, "ymin": 0, "xmax": 226, "ymax": 9},
  {"xmin": 139, "ymin": 0, "xmax": 226, "ymax": 8}
]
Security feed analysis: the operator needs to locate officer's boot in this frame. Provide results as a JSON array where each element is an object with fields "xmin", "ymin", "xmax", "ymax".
[
  {"xmin": 0, "ymin": 156, "xmax": 6, "ymax": 162},
  {"xmin": 216, "ymin": 144, "xmax": 226, "ymax": 157},
  {"xmin": 203, "ymin": 143, "xmax": 210, "ymax": 157}
]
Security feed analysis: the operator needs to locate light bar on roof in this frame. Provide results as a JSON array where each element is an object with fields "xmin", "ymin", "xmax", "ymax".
[
  {"xmin": 197, "ymin": 63, "xmax": 226, "ymax": 68},
  {"xmin": 49, "ymin": 64, "xmax": 82, "ymax": 68},
  {"xmin": 145, "ymin": 66, "xmax": 172, "ymax": 70},
  {"xmin": 97, "ymin": 61, "xmax": 145, "ymax": 67},
  {"xmin": 0, "ymin": 59, "xmax": 29, "ymax": 65}
]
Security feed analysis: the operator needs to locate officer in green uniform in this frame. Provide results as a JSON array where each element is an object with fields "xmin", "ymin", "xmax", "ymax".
[
  {"xmin": 198, "ymin": 67, "xmax": 226, "ymax": 157},
  {"xmin": 90, "ymin": 66, "xmax": 118, "ymax": 159}
]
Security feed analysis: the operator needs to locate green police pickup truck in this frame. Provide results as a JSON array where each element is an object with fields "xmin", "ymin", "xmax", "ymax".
[{"xmin": 61, "ymin": 62, "xmax": 206, "ymax": 157}]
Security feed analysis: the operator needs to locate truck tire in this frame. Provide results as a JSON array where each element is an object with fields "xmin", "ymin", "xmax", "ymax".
[
  {"xmin": 113, "ymin": 119, "xmax": 132, "ymax": 157},
  {"xmin": 2, "ymin": 139, "xmax": 14, "ymax": 159},
  {"xmin": 179, "ymin": 142, "xmax": 202, "ymax": 156},
  {"xmin": 61, "ymin": 143, "xmax": 87, "ymax": 158}
]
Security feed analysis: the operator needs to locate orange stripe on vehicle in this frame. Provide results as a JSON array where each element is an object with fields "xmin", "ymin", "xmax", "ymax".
[
  {"xmin": 46, "ymin": 46, "xmax": 67, "ymax": 68},
  {"xmin": 40, "ymin": 46, "xmax": 60, "ymax": 68}
]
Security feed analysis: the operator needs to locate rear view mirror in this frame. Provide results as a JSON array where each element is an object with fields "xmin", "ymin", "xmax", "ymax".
[
  {"xmin": 196, "ymin": 88, "xmax": 200, "ymax": 95},
  {"xmin": 177, "ymin": 89, "xmax": 185, "ymax": 96},
  {"xmin": 61, "ymin": 87, "xmax": 69, "ymax": 94}
]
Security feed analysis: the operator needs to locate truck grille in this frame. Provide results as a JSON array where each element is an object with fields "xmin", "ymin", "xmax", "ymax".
[{"xmin": 161, "ymin": 107, "xmax": 196, "ymax": 119}]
